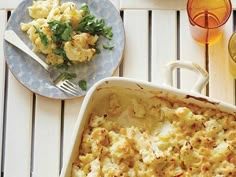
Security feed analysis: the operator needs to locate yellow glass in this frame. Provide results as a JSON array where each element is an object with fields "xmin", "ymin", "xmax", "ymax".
[
  {"xmin": 228, "ymin": 32, "xmax": 236, "ymax": 77},
  {"xmin": 187, "ymin": 0, "xmax": 232, "ymax": 44}
]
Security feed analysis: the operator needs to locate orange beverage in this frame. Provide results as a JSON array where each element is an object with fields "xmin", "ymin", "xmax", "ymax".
[
  {"xmin": 187, "ymin": 0, "xmax": 232, "ymax": 44},
  {"xmin": 228, "ymin": 32, "xmax": 236, "ymax": 77}
]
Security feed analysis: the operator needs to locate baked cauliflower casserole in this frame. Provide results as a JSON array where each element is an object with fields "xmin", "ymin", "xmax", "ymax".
[{"xmin": 72, "ymin": 88, "xmax": 236, "ymax": 177}]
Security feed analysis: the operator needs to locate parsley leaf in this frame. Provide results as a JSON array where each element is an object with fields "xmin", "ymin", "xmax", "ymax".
[
  {"xmin": 103, "ymin": 26, "xmax": 113, "ymax": 40},
  {"xmin": 34, "ymin": 26, "xmax": 48, "ymax": 47},
  {"xmin": 79, "ymin": 80, "xmax": 87, "ymax": 91},
  {"xmin": 54, "ymin": 48, "xmax": 66, "ymax": 57},
  {"xmin": 80, "ymin": 3, "xmax": 90, "ymax": 15},
  {"xmin": 48, "ymin": 20, "xmax": 72, "ymax": 44},
  {"xmin": 61, "ymin": 27, "xmax": 72, "ymax": 41},
  {"xmin": 75, "ymin": 5, "xmax": 113, "ymax": 40},
  {"xmin": 56, "ymin": 63, "xmax": 69, "ymax": 70},
  {"xmin": 103, "ymin": 44, "xmax": 114, "ymax": 50},
  {"xmin": 59, "ymin": 72, "xmax": 76, "ymax": 81}
]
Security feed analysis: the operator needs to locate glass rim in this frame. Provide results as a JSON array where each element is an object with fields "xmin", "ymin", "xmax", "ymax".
[
  {"xmin": 187, "ymin": 0, "xmax": 232, "ymax": 30},
  {"xmin": 228, "ymin": 32, "xmax": 236, "ymax": 60}
]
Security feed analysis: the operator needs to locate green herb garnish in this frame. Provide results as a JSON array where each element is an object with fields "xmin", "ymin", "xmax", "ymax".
[
  {"xmin": 80, "ymin": 3, "xmax": 90, "ymax": 15},
  {"xmin": 102, "ymin": 26, "xmax": 113, "ymax": 40},
  {"xmin": 34, "ymin": 26, "xmax": 48, "ymax": 47},
  {"xmin": 55, "ymin": 63, "xmax": 69, "ymax": 70},
  {"xmin": 53, "ymin": 48, "xmax": 73, "ymax": 66},
  {"xmin": 59, "ymin": 72, "xmax": 76, "ymax": 81},
  {"xmin": 75, "ymin": 4, "xmax": 113, "ymax": 40},
  {"xmin": 48, "ymin": 20, "xmax": 73, "ymax": 44},
  {"xmin": 79, "ymin": 80, "xmax": 87, "ymax": 91},
  {"xmin": 103, "ymin": 44, "xmax": 114, "ymax": 50},
  {"xmin": 54, "ymin": 48, "xmax": 67, "ymax": 57}
]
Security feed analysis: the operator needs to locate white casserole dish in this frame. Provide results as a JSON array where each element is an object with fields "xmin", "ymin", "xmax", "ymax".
[{"xmin": 60, "ymin": 61, "xmax": 236, "ymax": 177}]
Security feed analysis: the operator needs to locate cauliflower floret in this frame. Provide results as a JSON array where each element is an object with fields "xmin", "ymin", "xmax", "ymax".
[
  {"xmin": 91, "ymin": 127, "xmax": 109, "ymax": 147},
  {"xmin": 158, "ymin": 121, "xmax": 175, "ymax": 141},
  {"xmin": 180, "ymin": 141, "xmax": 202, "ymax": 167},
  {"xmin": 204, "ymin": 119, "xmax": 223, "ymax": 137},
  {"xmin": 175, "ymin": 107, "xmax": 206, "ymax": 128},
  {"xmin": 79, "ymin": 129, "xmax": 93, "ymax": 154},
  {"xmin": 33, "ymin": 27, "xmax": 56, "ymax": 54},
  {"xmin": 46, "ymin": 52, "xmax": 64, "ymax": 65},
  {"xmin": 78, "ymin": 153, "xmax": 95, "ymax": 168},
  {"xmin": 109, "ymin": 136, "xmax": 134, "ymax": 162},
  {"xmin": 60, "ymin": 2, "xmax": 85, "ymax": 27},
  {"xmin": 101, "ymin": 157, "xmax": 123, "ymax": 177},
  {"xmin": 134, "ymin": 161, "xmax": 157, "ymax": 177},
  {"xmin": 64, "ymin": 33, "xmax": 98, "ymax": 63},
  {"xmin": 87, "ymin": 158, "xmax": 101, "ymax": 177},
  {"xmin": 21, "ymin": 18, "xmax": 46, "ymax": 38},
  {"xmin": 21, "ymin": 19, "xmax": 56, "ymax": 54},
  {"xmin": 28, "ymin": 0, "xmax": 54, "ymax": 18},
  {"xmin": 73, "ymin": 33, "xmax": 98, "ymax": 47},
  {"xmin": 133, "ymin": 130, "xmax": 165, "ymax": 165},
  {"xmin": 46, "ymin": 6, "xmax": 62, "ymax": 21},
  {"xmin": 47, "ymin": 2, "xmax": 85, "ymax": 26},
  {"xmin": 20, "ymin": 23, "xmax": 32, "ymax": 32},
  {"xmin": 72, "ymin": 165, "xmax": 86, "ymax": 177},
  {"xmin": 211, "ymin": 141, "xmax": 232, "ymax": 162}
]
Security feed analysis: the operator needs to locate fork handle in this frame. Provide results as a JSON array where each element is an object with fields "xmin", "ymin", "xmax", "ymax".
[{"xmin": 4, "ymin": 30, "xmax": 50, "ymax": 71}]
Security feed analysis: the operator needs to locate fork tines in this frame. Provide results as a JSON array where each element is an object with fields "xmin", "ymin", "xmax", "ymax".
[{"xmin": 57, "ymin": 80, "xmax": 80, "ymax": 96}]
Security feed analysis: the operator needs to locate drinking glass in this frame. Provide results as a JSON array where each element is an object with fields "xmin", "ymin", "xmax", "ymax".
[
  {"xmin": 228, "ymin": 32, "xmax": 236, "ymax": 77},
  {"xmin": 187, "ymin": 0, "xmax": 232, "ymax": 44}
]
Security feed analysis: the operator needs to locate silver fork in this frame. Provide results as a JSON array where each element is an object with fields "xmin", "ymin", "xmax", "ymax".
[{"xmin": 4, "ymin": 30, "xmax": 80, "ymax": 96}]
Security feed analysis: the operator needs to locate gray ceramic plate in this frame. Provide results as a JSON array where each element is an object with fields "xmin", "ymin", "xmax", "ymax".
[{"xmin": 4, "ymin": 0, "xmax": 125, "ymax": 99}]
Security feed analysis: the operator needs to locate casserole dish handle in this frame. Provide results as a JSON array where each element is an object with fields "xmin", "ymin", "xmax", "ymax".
[{"xmin": 164, "ymin": 61, "xmax": 209, "ymax": 93}]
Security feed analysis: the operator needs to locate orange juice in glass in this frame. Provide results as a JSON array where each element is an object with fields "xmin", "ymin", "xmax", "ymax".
[{"xmin": 187, "ymin": 0, "xmax": 232, "ymax": 44}]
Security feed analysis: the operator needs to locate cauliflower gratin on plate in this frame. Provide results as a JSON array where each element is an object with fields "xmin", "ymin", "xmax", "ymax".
[
  {"xmin": 4, "ymin": 0, "xmax": 124, "ymax": 99},
  {"xmin": 70, "ymin": 87, "xmax": 236, "ymax": 177},
  {"xmin": 20, "ymin": 1, "xmax": 110, "ymax": 65}
]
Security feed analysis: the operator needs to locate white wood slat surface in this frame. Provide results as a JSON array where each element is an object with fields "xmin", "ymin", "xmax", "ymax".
[
  {"xmin": 120, "ymin": 0, "xmax": 236, "ymax": 10},
  {"xmin": 0, "ymin": 10, "xmax": 7, "ymax": 176},
  {"xmin": 4, "ymin": 73, "xmax": 33, "ymax": 177},
  {"xmin": 151, "ymin": 10, "xmax": 177, "ymax": 85},
  {"xmin": 63, "ymin": 98, "xmax": 83, "ymax": 164},
  {"xmin": 209, "ymin": 16, "xmax": 235, "ymax": 104},
  {"xmin": 179, "ymin": 10, "xmax": 206, "ymax": 94},
  {"xmin": 123, "ymin": 10, "xmax": 149, "ymax": 80},
  {"xmin": 120, "ymin": 0, "xmax": 187, "ymax": 10},
  {"xmin": 33, "ymin": 96, "xmax": 61, "ymax": 177}
]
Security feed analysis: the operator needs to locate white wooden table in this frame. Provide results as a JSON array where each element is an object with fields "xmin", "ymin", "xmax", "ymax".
[{"xmin": 1, "ymin": 0, "xmax": 236, "ymax": 176}]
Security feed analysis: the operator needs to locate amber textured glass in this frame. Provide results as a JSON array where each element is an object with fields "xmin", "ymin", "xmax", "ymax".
[{"xmin": 187, "ymin": 0, "xmax": 232, "ymax": 44}]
